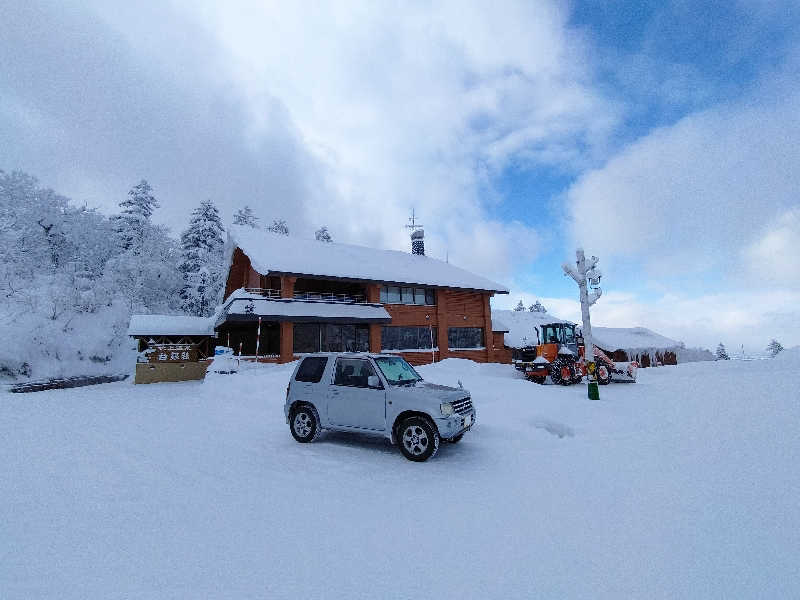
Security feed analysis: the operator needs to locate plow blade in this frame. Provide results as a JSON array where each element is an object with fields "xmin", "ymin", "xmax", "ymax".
[{"xmin": 610, "ymin": 361, "xmax": 638, "ymax": 383}]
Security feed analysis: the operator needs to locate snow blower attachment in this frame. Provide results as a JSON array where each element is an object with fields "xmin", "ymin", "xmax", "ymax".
[{"xmin": 518, "ymin": 322, "xmax": 637, "ymax": 385}]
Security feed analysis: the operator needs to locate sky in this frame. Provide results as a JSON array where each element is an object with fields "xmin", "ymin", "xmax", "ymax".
[{"xmin": 1, "ymin": 0, "xmax": 799, "ymax": 352}]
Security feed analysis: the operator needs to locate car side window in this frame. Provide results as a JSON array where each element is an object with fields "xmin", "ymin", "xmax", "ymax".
[
  {"xmin": 295, "ymin": 357, "xmax": 328, "ymax": 383},
  {"xmin": 334, "ymin": 358, "xmax": 378, "ymax": 388}
]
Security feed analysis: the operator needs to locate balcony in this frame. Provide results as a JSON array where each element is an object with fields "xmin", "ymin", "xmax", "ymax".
[{"xmin": 244, "ymin": 288, "xmax": 368, "ymax": 304}]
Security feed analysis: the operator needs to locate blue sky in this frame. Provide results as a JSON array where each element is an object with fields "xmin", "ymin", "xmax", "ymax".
[{"xmin": 1, "ymin": 0, "xmax": 799, "ymax": 350}]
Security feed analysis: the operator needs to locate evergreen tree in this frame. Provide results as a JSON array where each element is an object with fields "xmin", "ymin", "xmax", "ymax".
[
  {"xmin": 715, "ymin": 343, "xmax": 730, "ymax": 360},
  {"xmin": 114, "ymin": 179, "xmax": 158, "ymax": 253},
  {"xmin": 529, "ymin": 300, "xmax": 546, "ymax": 313},
  {"xmin": 179, "ymin": 200, "xmax": 226, "ymax": 316},
  {"xmin": 315, "ymin": 226, "xmax": 332, "ymax": 242},
  {"xmin": 514, "ymin": 299, "xmax": 525, "ymax": 311},
  {"xmin": 267, "ymin": 219, "xmax": 289, "ymax": 235},
  {"xmin": 233, "ymin": 206, "xmax": 259, "ymax": 228},
  {"xmin": 766, "ymin": 339, "xmax": 784, "ymax": 357}
]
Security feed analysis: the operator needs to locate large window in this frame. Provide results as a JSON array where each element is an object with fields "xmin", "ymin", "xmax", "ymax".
[
  {"xmin": 380, "ymin": 286, "xmax": 435, "ymax": 305},
  {"xmin": 447, "ymin": 327, "xmax": 485, "ymax": 350},
  {"xmin": 293, "ymin": 323, "xmax": 370, "ymax": 353},
  {"xmin": 381, "ymin": 326, "xmax": 437, "ymax": 351}
]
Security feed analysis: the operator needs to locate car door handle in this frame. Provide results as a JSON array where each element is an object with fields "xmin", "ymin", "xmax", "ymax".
[{"xmin": 331, "ymin": 390, "xmax": 340, "ymax": 395}]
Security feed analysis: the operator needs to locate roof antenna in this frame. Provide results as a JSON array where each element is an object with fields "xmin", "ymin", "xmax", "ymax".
[{"xmin": 405, "ymin": 209, "xmax": 425, "ymax": 256}]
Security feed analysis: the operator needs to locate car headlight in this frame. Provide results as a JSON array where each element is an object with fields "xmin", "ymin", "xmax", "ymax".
[{"xmin": 440, "ymin": 402, "xmax": 454, "ymax": 416}]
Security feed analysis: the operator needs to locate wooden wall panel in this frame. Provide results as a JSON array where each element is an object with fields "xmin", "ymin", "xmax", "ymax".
[{"xmin": 223, "ymin": 248, "xmax": 251, "ymax": 300}]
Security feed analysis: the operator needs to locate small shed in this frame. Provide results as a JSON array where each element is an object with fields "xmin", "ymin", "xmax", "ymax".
[{"xmin": 128, "ymin": 315, "xmax": 217, "ymax": 384}]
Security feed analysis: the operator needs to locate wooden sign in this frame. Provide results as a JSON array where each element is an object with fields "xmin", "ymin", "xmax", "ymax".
[{"xmin": 147, "ymin": 344, "xmax": 198, "ymax": 363}]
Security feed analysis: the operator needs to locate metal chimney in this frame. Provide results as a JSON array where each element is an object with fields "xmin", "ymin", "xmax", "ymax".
[{"xmin": 411, "ymin": 228, "xmax": 425, "ymax": 256}]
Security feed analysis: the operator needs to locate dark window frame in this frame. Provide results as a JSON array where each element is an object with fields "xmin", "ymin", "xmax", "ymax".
[
  {"xmin": 379, "ymin": 285, "xmax": 436, "ymax": 306},
  {"xmin": 447, "ymin": 327, "xmax": 485, "ymax": 350}
]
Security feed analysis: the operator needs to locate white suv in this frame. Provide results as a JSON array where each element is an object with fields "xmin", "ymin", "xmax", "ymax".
[{"xmin": 284, "ymin": 353, "xmax": 475, "ymax": 462}]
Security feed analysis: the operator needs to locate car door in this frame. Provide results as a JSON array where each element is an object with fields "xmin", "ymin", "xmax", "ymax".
[{"xmin": 328, "ymin": 357, "xmax": 386, "ymax": 430}]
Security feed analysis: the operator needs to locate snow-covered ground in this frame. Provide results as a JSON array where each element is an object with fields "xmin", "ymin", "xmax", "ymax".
[{"xmin": 2, "ymin": 357, "xmax": 797, "ymax": 598}]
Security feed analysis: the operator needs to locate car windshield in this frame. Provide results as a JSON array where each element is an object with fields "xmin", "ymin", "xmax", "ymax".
[{"xmin": 373, "ymin": 356, "xmax": 423, "ymax": 386}]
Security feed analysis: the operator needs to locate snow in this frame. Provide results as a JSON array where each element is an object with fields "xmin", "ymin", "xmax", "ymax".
[
  {"xmin": 228, "ymin": 224, "xmax": 509, "ymax": 293},
  {"xmin": 2, "ymin": 357, "xmax": 798, "ymax": 598},
  {"xmin": 127, "ymin": 314, "xmax": 215, "ymax": 337},
  {"xmin": 219, "ymin": 293, "xmax": 391, "ymax": 323},
  {"xmin": 591, "ymin": 326, "xmax": 679, "ymax": 352}
]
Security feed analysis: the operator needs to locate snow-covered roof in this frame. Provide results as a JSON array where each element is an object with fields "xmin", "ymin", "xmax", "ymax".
[
  {"xmin": 128, "ymin": 314, "xmax": 215, "ymax": 337},
  {"xmin": 591, "ymin": 327, "xmax": 680, "ymax": 352},
  {"xmin": 228, "ymin": 225, "xmax": 509, "ymax": 293},
  {"xmin": 491, "ymin": 317, "xmax": 510, "ymax": 333},
  {"xmin": 491, "ymin": 309, "xmax": 571, "ymax": 348},
  {"xmin": 216, "ymin": 289, "xmax": 391, "ymax": 327}
]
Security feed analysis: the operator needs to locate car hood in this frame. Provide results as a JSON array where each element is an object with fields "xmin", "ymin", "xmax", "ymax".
[{"xmin": 390, "ymin": 380, "xmax": 469, "ymax": 403}]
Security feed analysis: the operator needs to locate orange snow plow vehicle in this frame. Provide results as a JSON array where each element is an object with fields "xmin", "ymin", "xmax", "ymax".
[{"xmin": 514, "ymin": 322, "xmax": 638, "ymax": 385}]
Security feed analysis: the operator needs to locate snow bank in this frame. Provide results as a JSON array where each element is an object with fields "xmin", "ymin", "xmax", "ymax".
[
  {"xmin": 228, "ymin": 224, "xmax": 509, "ymax": 293},
  {"xmin": 2, "ymin": 359, "xmax": 798, "ymax": 598}
]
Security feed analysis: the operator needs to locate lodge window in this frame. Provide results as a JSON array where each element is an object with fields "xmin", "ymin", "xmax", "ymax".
[
  {"xmin": 293, "ymin": 323, "xmax": 370, "ymax": 353},
  {"xmin": 379, "ymin": 286, "xmax": 435, "ymax": 305},
  {"xmin": 447, "ymin": 327, "xmax": 485, "ymax": 350},
  {"xmin": 381, "ymin": 326, "xmax": 437, "ymax": 351}
]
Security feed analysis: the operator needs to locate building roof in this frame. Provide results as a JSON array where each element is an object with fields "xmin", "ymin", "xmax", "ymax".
[
  {"xmin": 215, "ymin": 289, "xmax": 392, "ymax": 327},
  {"xmin": 228, "ymin": 225, "xmax": 509, "ymax": 293},
  {"xmin": 128, "ymin": 314, "xmax": 215, "ymax": 337},
  {"xmin": 592, "ymin": 327, "xmax": 680, "ymax": 352}
]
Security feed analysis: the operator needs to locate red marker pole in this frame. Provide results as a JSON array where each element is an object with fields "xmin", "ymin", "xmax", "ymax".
[{"xmin": 256, "ymin": 316, "xmax": 262, "ymax": 361}]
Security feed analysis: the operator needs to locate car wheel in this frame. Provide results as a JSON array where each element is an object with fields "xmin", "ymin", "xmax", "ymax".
[
  {"xmin": 290, "ymin": 404, "xmax": 319, "ymax": 443},
  {"xmin": 398, "ymin": 416, "xmax": 439, "ymax": 462},
  {"xmin": 449, "ymin": 433, "xmax": 464, "ymax": 443}
]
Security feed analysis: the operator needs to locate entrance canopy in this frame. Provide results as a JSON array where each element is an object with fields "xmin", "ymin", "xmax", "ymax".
[{"xmin": 216, "ymin": 293, "xmax": 391, "ymax": 328}]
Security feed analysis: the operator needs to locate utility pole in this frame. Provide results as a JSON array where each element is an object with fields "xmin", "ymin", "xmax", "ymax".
[{"xmin": 563, "ymin": 249, "xmax": 603, "ymax": 400}]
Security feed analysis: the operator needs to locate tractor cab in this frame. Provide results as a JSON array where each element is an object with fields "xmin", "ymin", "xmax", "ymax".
[{"xmin": 539, "ymin": 322, "xmax": 581, "ymax": 360}]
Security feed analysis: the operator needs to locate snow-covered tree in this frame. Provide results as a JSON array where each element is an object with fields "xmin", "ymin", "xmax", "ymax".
[
  {"xmin": 529, "ymin": 300, "xmax": 546, "ymax": 313},
  {"xmin": 179, "ymin": 200, "xmax": 226, "ymax": 316},
  {"xmin": 315, "ymin": 226, "xmax": 332, "ymax": 242},
  {"xmin": 715, "ymin": 343, "xmax": 730, "ymax": 360},
  {"xmin": 267, "ymin": 219, "xmax": 289, "ymax": 235},
  {"xmin": 233, "ymin": 206, "xmax": 259, "ymax": 228},
  {"xmin": 113, "ymin": 179, "xmax": 159, "ymax": 253},
  {"xmin": 766, "ymin": 339, "xmax": 784, "ymax": 357},
  {"xmin": 514, "ymin": 299, "xmax": 525, "ymax": 311}
]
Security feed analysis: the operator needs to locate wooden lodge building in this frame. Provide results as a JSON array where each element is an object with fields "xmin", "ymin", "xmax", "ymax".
[{"xmin": 215, "ymin": 225, "xmax": 511, "ymax": 366}]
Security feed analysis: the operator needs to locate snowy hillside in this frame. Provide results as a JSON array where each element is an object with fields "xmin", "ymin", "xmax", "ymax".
[{"xmin": 2, "ymin": 358, "xmax": 797, "ymax": 598}]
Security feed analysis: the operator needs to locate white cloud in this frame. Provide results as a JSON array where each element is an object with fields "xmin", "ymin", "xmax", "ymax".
[
  {"xmin": 744, "ymin": 207, "xmax": 800, "ymax": 287},
  {"xmin": 158, "ymin": 0, "xmax": 616, "ymax": 283},
  {"xmin": 566, "ymin": 84, "xmax": 800, "ymax": 282}
]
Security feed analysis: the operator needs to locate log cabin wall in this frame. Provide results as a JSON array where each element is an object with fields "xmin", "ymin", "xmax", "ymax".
[{"xmin": 223, "ymin": 248, "xmax": 252, "ymax": 300}]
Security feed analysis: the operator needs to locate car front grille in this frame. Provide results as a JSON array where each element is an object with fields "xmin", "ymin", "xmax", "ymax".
[{"xmin": 451, "ymin": 396, "xmax": 473, "ymax": 415}]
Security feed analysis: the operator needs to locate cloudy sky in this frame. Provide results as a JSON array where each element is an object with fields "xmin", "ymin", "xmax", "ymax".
[{"xmin": 2, "ymin": 0, "xmax": 799, "ymax": 351}]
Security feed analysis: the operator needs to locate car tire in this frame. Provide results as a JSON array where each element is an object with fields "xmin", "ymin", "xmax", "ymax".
[
  {"xmin": 449, "ymin": 433, "xmax": 464, "ymax": 443},
  {"xmin": 289, "ymin": 404, "xmax": 319, "ymax": 443},
  {"xmin": 398, "ymin": 416, "xmax": 439, "ymax": 462}
]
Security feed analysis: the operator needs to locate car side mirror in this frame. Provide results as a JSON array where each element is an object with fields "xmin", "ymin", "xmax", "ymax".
[{"xmin": 367, "ymin": 375, "xmax": 381, "ymax": 389}]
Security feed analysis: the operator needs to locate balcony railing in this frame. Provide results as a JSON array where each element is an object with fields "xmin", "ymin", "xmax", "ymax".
[{"xmin": 244, "ymin": 288, "xmax": 368, "ymax": 304}]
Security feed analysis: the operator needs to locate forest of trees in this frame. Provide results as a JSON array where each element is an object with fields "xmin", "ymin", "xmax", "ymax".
[{"xmin": 0, "ymin": 169, "xmax": 328, "ymax": 380}]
